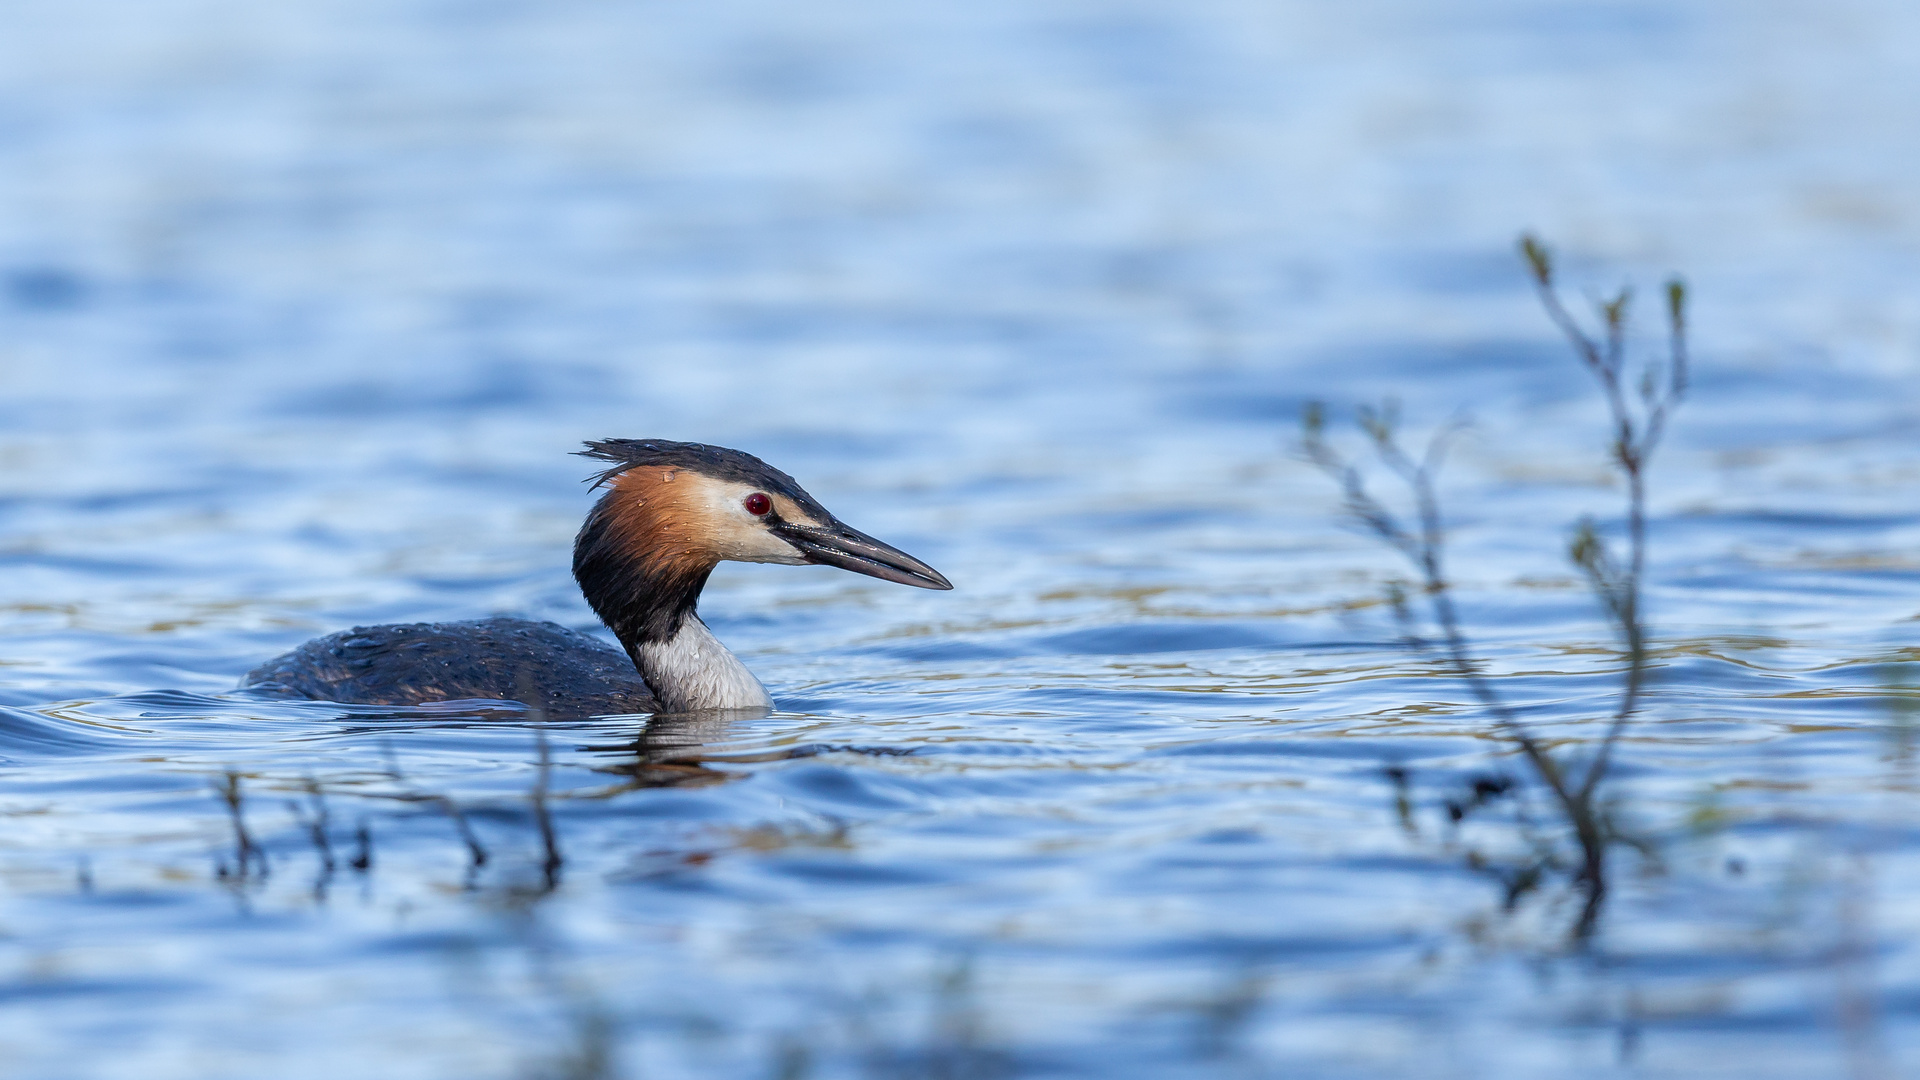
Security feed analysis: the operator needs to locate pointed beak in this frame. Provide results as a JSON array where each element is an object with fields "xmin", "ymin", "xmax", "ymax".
[{"xmin": 772, "ymin": 520, "xmax": 953, "ymax": 590}]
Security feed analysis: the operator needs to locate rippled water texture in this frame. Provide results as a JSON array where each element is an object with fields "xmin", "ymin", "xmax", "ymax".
[{"xmin": 4, "ymin": 1, "xmax": 1920, "ymax": 1077}]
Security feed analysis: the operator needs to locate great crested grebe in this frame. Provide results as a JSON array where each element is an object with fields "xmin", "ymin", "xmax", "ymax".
[{"xmin": 243, "ymin": 439, "xmax": 952, "ymax": 716}]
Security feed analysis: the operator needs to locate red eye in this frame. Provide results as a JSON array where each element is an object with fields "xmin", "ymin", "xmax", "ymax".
[{"xmin": 744, "ymin": 492, "xmax": 772, "ymax": 516}]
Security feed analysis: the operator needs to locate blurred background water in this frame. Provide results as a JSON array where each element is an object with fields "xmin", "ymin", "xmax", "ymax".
[{"xmin": 2, "ymin": 0, "xmax": 1920, "ymax": 1076}]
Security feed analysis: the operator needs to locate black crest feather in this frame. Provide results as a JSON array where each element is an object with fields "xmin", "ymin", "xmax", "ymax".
[{"xmin": 575, "ymin": 439, "xmax": 819, "ymax": 511}]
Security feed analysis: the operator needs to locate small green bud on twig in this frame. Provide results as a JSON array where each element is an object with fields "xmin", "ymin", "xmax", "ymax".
[
  {"xmin": 1520, "ymin": 235, "xmax": 1553, "ymax": 286},
  {"xmin": 1569, "ymin": 518, "xmax": 1602, "ymax": 571},
  {"xmin": 1602, "ymin": 288, "xmax": 1631, "ymax": 333},
  {"xmin": 1357, "ymin": 400, "xmax": 1400, "ymax": 448}
]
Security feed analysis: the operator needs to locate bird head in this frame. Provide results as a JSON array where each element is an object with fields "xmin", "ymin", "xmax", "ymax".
[{"xmin": 572, "ymin": 439, "xmax": 951, "ymax": 647}]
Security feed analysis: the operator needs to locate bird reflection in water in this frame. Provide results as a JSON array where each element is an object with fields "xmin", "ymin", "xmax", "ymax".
[
  {"xmin": 580, "ymin": 709, "xmax": 755, "ymax": 791},
  {"xmin": 581, "ymin": 708, "xmax": 913, "ymax": 794}
]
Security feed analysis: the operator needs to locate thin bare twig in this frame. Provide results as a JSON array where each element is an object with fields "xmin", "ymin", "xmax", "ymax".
[
  {"xmin": 214, "ymin": 771, "xmax": 268, "ymax": 882},
  {"xmin": 1302, "ymin": 235, "xmax": 1689, "ymax": 938},
  {"xmin": 531, "ymin": 722, "xmax": 564, "ymax": 892}
]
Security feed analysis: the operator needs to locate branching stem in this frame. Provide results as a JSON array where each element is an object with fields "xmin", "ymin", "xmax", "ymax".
[{"xmin": 1303, "ymin": 235, "xmax": 1688, "ymax": 938}]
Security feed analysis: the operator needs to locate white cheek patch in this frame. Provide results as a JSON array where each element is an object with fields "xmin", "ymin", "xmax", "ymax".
[{"xmin": 685, "ymin": 477, "xmax": 809, "ymax": 564}]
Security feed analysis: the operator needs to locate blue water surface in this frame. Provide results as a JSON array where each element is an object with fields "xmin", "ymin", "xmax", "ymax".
[{"xmin": 3, "ymin": 0, "xmax": 1920, "ymax": 1077}]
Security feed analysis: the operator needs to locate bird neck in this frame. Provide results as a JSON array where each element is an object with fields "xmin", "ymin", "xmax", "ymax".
[
  {"xmin": 574, "ymin": 486, "xmax": 712, "ymax": 644},
  {"xmin": 573, "ymin": 487, "xmax": 772, "ymax": 712},
  {"xmin": 631, "ymin": 614, "xmax": 773, "ymax": 713}
]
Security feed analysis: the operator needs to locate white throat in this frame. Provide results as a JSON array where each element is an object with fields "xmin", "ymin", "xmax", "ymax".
[{"xmin": 634, "ymin": 615, "xmax": 773, "ymax": 713}]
